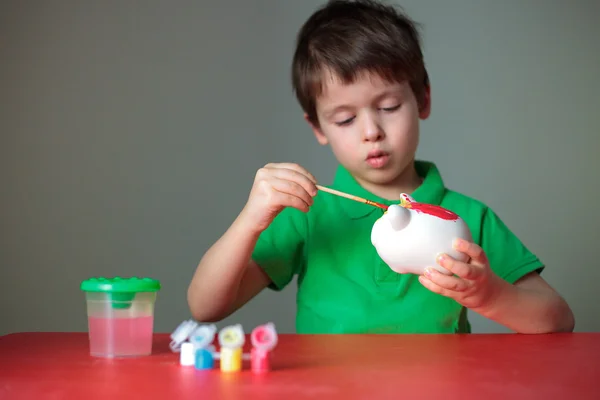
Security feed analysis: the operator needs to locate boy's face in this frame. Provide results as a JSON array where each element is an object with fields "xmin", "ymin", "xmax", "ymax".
[{"xmin": 306, "ymin": 71, "xmax": 430, "ymax": 194}]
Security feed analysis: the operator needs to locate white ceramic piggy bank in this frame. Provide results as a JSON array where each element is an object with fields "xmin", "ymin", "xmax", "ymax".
[{"xmin": 371, "ymin": 193, "xmax": 473, "ymax": 275}]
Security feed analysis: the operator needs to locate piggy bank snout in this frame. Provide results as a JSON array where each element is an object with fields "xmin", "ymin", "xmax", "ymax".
[{"xmin": 385, "ymin": 204, "xmax": 410, "ymax": 231}]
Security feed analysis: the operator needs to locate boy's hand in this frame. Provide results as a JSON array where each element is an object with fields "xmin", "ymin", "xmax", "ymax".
[
  {"xmin": 418, "ymin": 238, "xmax": 504, "ymax": 311},
  {"xmin": 240, "ymin": 163, "xmax": 318, "ymax": 233}
]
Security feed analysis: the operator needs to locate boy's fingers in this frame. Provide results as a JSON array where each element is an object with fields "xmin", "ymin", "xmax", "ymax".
[
  {"xmin": 274, "ymin": 191, "xmax": 311, "ymax": 212},
  {"xmin": 423, "ymin": 268, "xmax": 469, "ymax": 292},
  {"xmin": 453, "ymin": 238, "xmax": 487, "ymax": 266},
  {"xmin": 265, "ymin": 163, "xmax": 318, "ymax": 185},
  {"xmin": 437, "ymin": 254, "xmax": 480, "ymax": 281},
  {"xmin": 268, "ymin": 178, "xmax": 314, "ymax": 207},
  {"xmin": 418, "ymin": 275, "xmax": 457, "ymax": 300},
  {"xmin": 268, "ymin": 167, "xmax": 318, "ymax": 197}
]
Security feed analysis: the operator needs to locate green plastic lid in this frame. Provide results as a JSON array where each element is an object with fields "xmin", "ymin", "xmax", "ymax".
[
  {"xmin": 81, "ymin": 276, "xmax": 161, "ymax": 293},
  {"xmin": 81, "ymin": 277, "xmax": 161, "ymax": 309}
]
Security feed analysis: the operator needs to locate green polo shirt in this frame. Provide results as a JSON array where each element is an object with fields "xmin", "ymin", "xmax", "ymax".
[{"xmin": 251, "ymin": 160, "xmax": 544, "ymax": 334}]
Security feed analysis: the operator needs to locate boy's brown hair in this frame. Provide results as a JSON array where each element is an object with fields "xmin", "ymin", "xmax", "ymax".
[{"xmin": 292, "ymin": 0, "xmax": 429, "ymax": 125}]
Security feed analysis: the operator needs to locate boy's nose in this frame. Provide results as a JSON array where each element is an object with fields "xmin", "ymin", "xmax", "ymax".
[{"xmin": 362, "ymin": 114, "xmax": 384, "ymax": 142}]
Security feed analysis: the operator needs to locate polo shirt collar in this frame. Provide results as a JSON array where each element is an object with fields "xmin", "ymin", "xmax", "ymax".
[{"xmin": 329, "ymin": 160, "xmax": 446, "ymax": 219}]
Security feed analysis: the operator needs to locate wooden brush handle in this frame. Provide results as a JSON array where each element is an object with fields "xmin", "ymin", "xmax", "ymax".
[{"xmin": 316, "ymin": 185, "xmax": 388, "ymax": 210}]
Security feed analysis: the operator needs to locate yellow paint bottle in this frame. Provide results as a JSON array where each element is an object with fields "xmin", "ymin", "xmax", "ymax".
[
  {"xmin": 218, "ymin": 324, "xmax": 245, "ymax": 373},
  {"xmin": 220, "ymin": 346, "xmax": 242, "ymax": 372}
]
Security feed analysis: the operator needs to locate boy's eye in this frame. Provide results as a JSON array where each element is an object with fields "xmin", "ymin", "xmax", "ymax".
[
  {"xmin": 333, "ymin": 104, "xmax": 399, "ymax": 126},
  {"xmin": 380, "ymin": 105, "xmax": 400, "ymax": 112},
  {"xmin": 335, "ymin": 116, "xmax": 355, "ymax": 126}
]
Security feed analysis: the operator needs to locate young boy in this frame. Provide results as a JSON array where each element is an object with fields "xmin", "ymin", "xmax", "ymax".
[{"xmin": 188, "ymin": 0, "xmax": 574, "ymax": 334}]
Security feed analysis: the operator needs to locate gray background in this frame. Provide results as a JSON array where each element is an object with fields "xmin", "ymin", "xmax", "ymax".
[{"xmin": 2, "ymin": 0, "xmax": 598, "ymax": 336}]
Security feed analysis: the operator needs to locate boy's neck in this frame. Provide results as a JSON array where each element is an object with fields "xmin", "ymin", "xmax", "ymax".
[{"xmin": 356, "ymin": 161, "xmax": 423, "ymax": 201}]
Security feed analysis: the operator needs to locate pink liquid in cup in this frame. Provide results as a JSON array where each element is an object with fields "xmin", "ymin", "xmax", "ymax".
[{"xmin": 88, "ymin": 315, "xmax": 154, "ymax": 357}]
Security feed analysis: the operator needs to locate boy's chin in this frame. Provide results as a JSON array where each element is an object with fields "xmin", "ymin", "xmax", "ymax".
[
  {"xmin": 353, "ymin": 165, "xmax": 418, "ymax": 191},
  {"xmin": 354, "ymin": 168, "xmax": 402, "ymax": 186}
]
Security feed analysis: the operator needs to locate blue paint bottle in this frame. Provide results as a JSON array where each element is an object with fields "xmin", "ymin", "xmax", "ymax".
[{"xmin": 195, "ymin": 348, "xmax": 214, "ymax": 370}]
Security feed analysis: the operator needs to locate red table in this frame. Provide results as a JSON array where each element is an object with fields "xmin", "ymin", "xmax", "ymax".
[{"xmin": 1, "ymin": 332, "xmax": 598, "ymax": 399}]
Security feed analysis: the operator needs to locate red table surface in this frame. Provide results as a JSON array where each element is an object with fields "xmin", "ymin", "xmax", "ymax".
[{"xmin": 0, "ymin": 332, "xmax": 599, "ymax": 399}]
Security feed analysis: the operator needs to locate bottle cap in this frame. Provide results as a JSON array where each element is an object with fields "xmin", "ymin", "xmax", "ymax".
[
  {"xmin": 80, "ymin": 276, "xmax": 161, "ymax": 309},
  {"xmin": 190, "ymin": 324, "xmax": 217, "ymax": 350},
  {"xmin": 251, "ymin": 322, "xmax": 278, "ymax": 352},
  {"xmin": 170, "ymin": 319, "xmax": 199, "ymax": 352},
  {"xmin": 218, "ymin": 324, "xmax": 245, "ymax": 349}
]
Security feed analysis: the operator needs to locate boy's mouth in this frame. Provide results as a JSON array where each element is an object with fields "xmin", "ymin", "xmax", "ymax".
[{"xmin": 366, "ymin": 150, "xmax": 389, "ymax": 168}]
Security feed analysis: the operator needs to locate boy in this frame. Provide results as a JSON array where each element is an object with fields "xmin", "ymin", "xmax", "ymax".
[{"xmin": 188, "ymin": 0, "xmax": 574, "ymax": 334}]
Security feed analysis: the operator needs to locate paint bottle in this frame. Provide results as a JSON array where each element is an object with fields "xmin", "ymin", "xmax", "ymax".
[
  {"xmin": 218, "ymin": 324, "xmax": 245, "ymax": 372},
  {"xmin": 195, "ymin": 347, "xmax": 215, "ymax": 370},
  {"xmin": 250, "ymin": 322, "xmax": 278, "ymax": 373},
  {"xmin": 189, "ymin": 324, "xmax": 217, "ymax": 370}
]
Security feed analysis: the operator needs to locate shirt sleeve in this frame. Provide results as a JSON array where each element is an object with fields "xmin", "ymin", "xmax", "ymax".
[
  {"xmin": 251, "ymin": 207, "xmax": 308, "ymax": 291},
  {"xmin": 479, "ymin": 207, "xmax": 545, "ymax": 284}
]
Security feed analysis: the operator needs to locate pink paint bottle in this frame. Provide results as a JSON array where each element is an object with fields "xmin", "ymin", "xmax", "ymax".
[{"xmin": 250, "ymin": 322, "xmax": 278, "ymax": 373}]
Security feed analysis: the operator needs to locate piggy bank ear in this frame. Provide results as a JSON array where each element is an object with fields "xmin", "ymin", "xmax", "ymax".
[{"xmin": 399, "ymin": 193, "xmax": 415, "ymax": 207}]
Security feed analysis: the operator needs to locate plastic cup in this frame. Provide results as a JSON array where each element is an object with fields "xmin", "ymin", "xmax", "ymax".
[{"xmin": 80, "ymin": 276, "xmax": 161, "ymax": 358}]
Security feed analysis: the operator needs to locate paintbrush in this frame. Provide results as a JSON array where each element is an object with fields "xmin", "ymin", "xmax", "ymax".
[{"xmin": 316, "ymin": 185, "xmax": 389, "ymax": 211}]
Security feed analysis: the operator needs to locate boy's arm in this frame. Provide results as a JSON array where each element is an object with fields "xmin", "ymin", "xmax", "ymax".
[
  {"xmin": 187, "ymin": 162, "xmax": 317, "ymax": 322},
  {"xmin": 420, "ymin": 238, "xmax": 575, "ymax": 333},
  {"xmin": 187, "ymin": 213, "xmax": 271, "ymax": 322},
  {"xmin": 475, "ymin": 271, "xmax": 575, "ymax": 333},
  {"xmin": 421, "ymin": 205, "xmax": 574, "ymax": 333}
]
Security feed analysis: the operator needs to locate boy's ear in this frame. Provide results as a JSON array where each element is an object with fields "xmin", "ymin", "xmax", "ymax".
[
  {"xmin": 419, "ymin": 85, "xmax": 431, "ymax": 119},
  {"xmin": 304, "ymin": 113, "xmax": 328, "ymax": 145}
]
